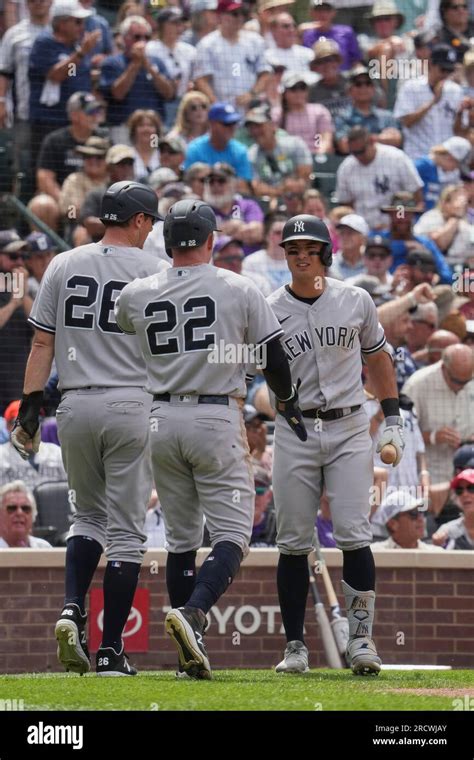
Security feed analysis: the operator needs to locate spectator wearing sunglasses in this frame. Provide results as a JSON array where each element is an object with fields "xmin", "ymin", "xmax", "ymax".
[
  {"xmin": 167, "ymin": 91, "xmax": 210, "ymax": 146},
  {"xmin": 334, "ymin": 65, "xmax": 402, "ymax": 155},
  {"xmin": 99, "ymin": 15, "xmax": 174, "ymax": 144},
  {"xmin": 362, "ymin": 234, "xmax": 393, "ymax": 289},
  {"xmin": 0, "ymin": 402, "xmax": 66, "ymax": 489},
  {"xmin": 432, "ymin": 469, "xmax": 474, "ymax": 549},
  {"xmin": 402, "ymin": 344, "xmax": 474, "ymax": 484},
  {"xmin": 250, "ymin": 465, "xmax": 276, "ymax": 548},
  {"xmin": 405, "ymin": 302, "xmax": 439, "ymax": 360},
  {"xmin": 272, "ymin": 70, "xmax": 334, "ymax": 154},
  {"xmin": 371, "ymin": 490, "xmax": 443, "ymax": 551},
  {"xmin": 203, "ymin": 162, "xmax": 264, "ymax": 254},
  {"xmin": 265, "ymin": 12, "xmax": 314, "ymax": 72},
  {"xmin": 437, "ymin": 0, "xmax": 474, "ymax": 63},
  {"xmin": 213, "ymin": 236, "xmax": 271, "ymax": 295},
  {"xmin": 330, "ymin": 213, "xmax": 369, "ymax": 280},
  {"xmin": 0, "ymin": 231, "xmax": 33, "ymax": 415},
  {"xmin": 0, "ymin": 480, "xmax": 51, "ymax": 548},
  {"xmin": 158, "ymin": 135, "xmax": 186, "ymax": 176},
  {"xmin": 414, "ymin": 184, "xmax": 471, "ymax": 269},
  {"xmin": 146, "ymin": 7, "xmax": 196, "ymax": 128}
]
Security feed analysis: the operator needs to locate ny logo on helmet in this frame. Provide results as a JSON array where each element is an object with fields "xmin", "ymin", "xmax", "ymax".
[{"xmin": 294, "ymin": 221, "xmax": 305, "ymax": 233}]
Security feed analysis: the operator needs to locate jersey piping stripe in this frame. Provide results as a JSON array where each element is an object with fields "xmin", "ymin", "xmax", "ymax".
[
  {"xmin": 361, "ymin": 336, "xmax": 387, "ymax": 354},
  {"xmin": 28, "ymin": 317, "xmax": 56, "ymax": 334},
  {"xmin": 257, "ymin": 328, "xmax": 284, "ymax": 346}
]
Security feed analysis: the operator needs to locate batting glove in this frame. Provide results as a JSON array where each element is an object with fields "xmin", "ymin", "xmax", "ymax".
[
  {"xmin": 275, "ymin": 380, "xmax": 307, "ymax": 442},
  {"xmin": 376, "ymin": 415, "xmax": 405, "ymax": 466},
  {"xmin": 10, "ymin": 391, "xmax": 43, "ymax": 460}
]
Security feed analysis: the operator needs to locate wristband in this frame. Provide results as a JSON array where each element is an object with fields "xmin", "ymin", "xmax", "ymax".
[
  {"xmin": 429, "ymin": 430, "xmax": 436, "ymax": 445},
  {"xmin": 380, "ymin": 397, "xmax": 400, "ymax": 418}
]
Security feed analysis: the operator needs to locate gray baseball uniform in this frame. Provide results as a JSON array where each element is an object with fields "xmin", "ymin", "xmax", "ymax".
[
  {"xmin": 267, "ymin": 277, "xmax": 390, "ymax": 553},
  {"xmin": 28, "ymin": 243, "xmax": 169, "ymax": 563},
  {"xmin": 115, "ymin": 262, "xmax": 283, "ymax": 553}
]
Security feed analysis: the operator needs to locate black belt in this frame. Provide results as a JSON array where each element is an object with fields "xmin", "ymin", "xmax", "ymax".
[
  {"xmin": 153, "ymin": 393, "xmax": 229, "ymax": 406},
  {"xmin": 302, "ymin": 405, "xmax": 361, "ymax": 420}
]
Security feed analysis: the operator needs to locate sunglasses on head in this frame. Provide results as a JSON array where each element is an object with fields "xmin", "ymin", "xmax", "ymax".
[
  {"xmin": 455, "ymin": 484, "xmax": 474, "ymax": 494},
  {"xmin": 188, "ymin": 103, "xmax": 207, "ymax": 112},
  {"xmin": 6, "ymin": 504, "xmax": 32, "ymax": 514}
]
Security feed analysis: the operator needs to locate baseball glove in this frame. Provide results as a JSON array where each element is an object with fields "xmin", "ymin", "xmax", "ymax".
[
  {"xmin": 11, "ymin": 391, "xmax": 43, "ymax": 460},
  {"xmin": 275, "ymin": 380, "xmax": 307, "ymax": 442}
]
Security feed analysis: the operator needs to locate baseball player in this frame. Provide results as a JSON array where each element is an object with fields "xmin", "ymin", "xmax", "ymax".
[
  {"xmin": 268, "ymin": 215, "xmax": 404, "ymax": 676},
  {"xmin": 115, "ymin": 199, "xmax": 306, "ymax": 679},
  {"xmin": 11, "ymin": 181, "xmax": 168, "ymax": 677}
]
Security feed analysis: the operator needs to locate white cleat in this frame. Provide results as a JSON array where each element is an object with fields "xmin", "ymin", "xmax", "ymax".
[
  {"xmin": 346, "ymin": 636, "xmax": 381, "ymax": 676},
  {"xmin": 275, "ymin": 640, "xmax": 309, "ymax": 673}
]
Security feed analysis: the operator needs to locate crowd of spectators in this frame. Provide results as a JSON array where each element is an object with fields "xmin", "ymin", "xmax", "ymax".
[{"xmin": 0, "ymin": 0, "xmax": 473, "ymax": 550}]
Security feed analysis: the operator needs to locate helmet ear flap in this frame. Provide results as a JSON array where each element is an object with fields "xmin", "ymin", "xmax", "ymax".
[{"xmin": 320, "ymin": 245, "xmax": 333, "ymax": 267}]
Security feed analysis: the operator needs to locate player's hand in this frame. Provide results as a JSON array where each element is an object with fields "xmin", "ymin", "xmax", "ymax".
[
  {"xmin": 275, "ymin": 380, "xmax": 307, "ymax": 442},
  {"xmin": 376, "ymin": 415, "xmax": 405, "ymax": 466},
  {"xmin": 10, "ymin": 391, "xmax": 44, "ymax": 460}
]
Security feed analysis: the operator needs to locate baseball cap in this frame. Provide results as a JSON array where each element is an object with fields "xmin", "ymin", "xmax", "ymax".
[
  {"xmin": 158, "ymin": 135, "xmax": 187, "ymax": 154},
  {"xmin": 3, "ymin": 400, "xmax": 20, "ymax": 424},
  {"xmin": 406, "ymin": 247, "xmax": 435, "ymax": 268},
  {"xmin": 451, "ymin": 468, "xmax": 474, "ymax": 489},
  {"xmin": 441, "ymin": 136, "xmax": 472, "ymax": 163},
  {"xmin": 0, "ymin": 230, "xmax": 28, "ymax": 253},
  {"xmin": 208, "ymin": 102, "xmax": 240, "ymax": 124},
  {"xmin": 347, "ymin": 64, "xmax": 371, "ymax": 81},
  {"xmin": 189, "ymin": 0, "xmax": 218, "ymax": 11},
  {"xmin": 312, "ymin": 0, "xmax": 335, "ymax": 6},
  {"xmin": 106, "ymin": 144, "xmax": 135, "ymax": 165},
  {"xmin": 147, "ymin": 167, "xmax": 179, "ymax": 190},
  {"xmin": 160, "ymin": 181, "xmax": 193, "ymax": 200},
  {"xmin": 243, "ymin": 404, "xmax": 267, "ymax": 424},
  {"xmin": 217, "ymin": 0, "xmax": 243, "ymax": 12},
  {"xmin": 312, "ymin": 38, "xmax": 342, "ymax": 61},
  {"xmin": 51, "ymin": 0, "xmax": 93, "ymax": 19},
  {"xmin": 431, "ymin": 43, "xmax": 458, "ymax": 71},
  {"xmin": 336, "ymin": 213, "xmax": 369, "ymax": 237},
  {"xmin": 67, "ymin": 92, "xmax": 103, "ymax": 116},
  {"xmin": 76, "ymin": 136, "xmax": 110, "ymax": 157},
  {"xmin": 244, "ymin": 105, "xmax": 272, "ymax": 125},
  {"xmin": 258, "ymin": 0, "xmax": 294, "ymax": 10},
  {"xmin": 156, "ymin": 7, "xmax": 183, "ymax": 22},
  {"xmin": 213, "ymin": 235, "xmax": 242, "ymax": 255},
  {"xmin": 25, "ymin": 232, "xmax": 56, "ymax": 255},
  {"xmin": 364, "ymin": 234, "xmax": 392, "ymax": 253},
  {"xmin": 375, "ymin": 490, "xmax": 426, "ymax": 526},
  {"xmin": 454, "ymin": 444, "xmax": 474, "ymax": 472},
  {"xmin": 209, "ymin": 162, "xmax": 236, "ymax": 179},
  {"xmin": 281, "ymin": 70, "xmax": 313, "ymax": 89}
]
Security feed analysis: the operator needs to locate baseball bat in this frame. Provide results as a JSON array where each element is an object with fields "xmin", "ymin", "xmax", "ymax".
[
  {"xmin": 308, "ymin": 561, "xmax": 344, "ymax": 669},
  {"xmin": 380, "ymin": 443, "xmax": 397, "ymax": 465},
  {"xmin": 314, "ymin": 546, "xmax": 350, "ymax": 667}
]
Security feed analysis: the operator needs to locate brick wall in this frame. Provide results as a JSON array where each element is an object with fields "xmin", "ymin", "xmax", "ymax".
[{"xmin": 0, "ymin": 549, "xmax": 473, "ymax": 672}]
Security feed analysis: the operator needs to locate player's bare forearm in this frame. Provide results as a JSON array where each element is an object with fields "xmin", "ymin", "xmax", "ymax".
[
  {"xmin": 364, "ymin": 350, "xmax": 398, "ymax": 403},
  {"xmin": 23, "ymin": 330, "xmax": 55, "ymax": 394}
]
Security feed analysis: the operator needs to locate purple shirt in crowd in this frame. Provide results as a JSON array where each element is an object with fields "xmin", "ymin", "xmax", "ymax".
[
  {"xmin": 212, "ymin": 195, "xmax": 264, "ymax": 255},
  {"xmin": 302, "ymin": 25, "xmax": 361, "ymax": 71}
]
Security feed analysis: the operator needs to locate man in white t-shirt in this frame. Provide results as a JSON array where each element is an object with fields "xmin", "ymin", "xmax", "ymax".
[
  {"xmin": 394, "ymin": 44, "xmax": 464, "ymax": 160},
  {"xmin": 264, "ymin": 11, "xmax": 314, "ymax": 71},
  {"xmin": 241, "ymin": 213, "xmax": 291, "ymax": 292}
]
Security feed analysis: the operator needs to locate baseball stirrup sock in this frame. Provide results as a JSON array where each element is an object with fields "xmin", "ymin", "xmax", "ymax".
[
  {"xmin": 342, "ymin": 546, "xmax": 375, "ymax": 591},
  {"xmin": 341, "ymin": 580, "xmax": 376, "ymax": 639},
  {"xmin": 65, "ymin": 536, "xmax": 102, "ymax": 615},
  {"xmin": 187, "ymin": 541, "xmax": 242, "ymax": 614},
  {"xmin": 277, "ymin": 553, "xmax": 309, "ymax": 644},
  {"xmin": 166, "ymin": 551, "xmax": 197, "ymax": 608},
  {"xmin": 102, "ymin": 561, "xmax": 140, "ymax": 651}
]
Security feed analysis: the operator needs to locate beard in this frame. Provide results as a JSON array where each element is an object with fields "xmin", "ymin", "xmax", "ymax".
[{"xmin": 203, "ymin": 185, "xmax": 235, "ymax": 209}]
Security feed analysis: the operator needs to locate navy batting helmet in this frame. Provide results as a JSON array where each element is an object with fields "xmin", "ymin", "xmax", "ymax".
[
  {"xmin": 163, "ymin": 199, "xmax": 219, "ymax": 256},
  {"xmin": 100, "ymin": 181, "xmax": 162, "ymax": 223},
  {"xmin": 280, "ymin": 215, "xmax": 333, "ymax": 266}
]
